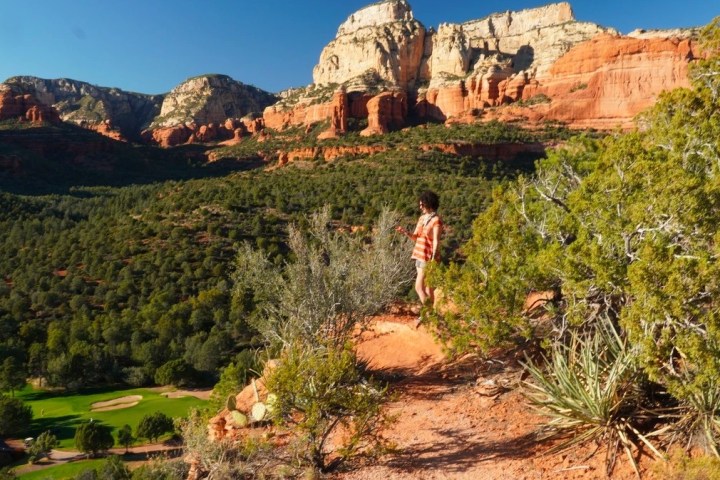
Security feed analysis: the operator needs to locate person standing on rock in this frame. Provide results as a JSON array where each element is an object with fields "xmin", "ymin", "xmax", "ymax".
[{"xmin": 396, "ymin": 190, "xmax": 443, "ymax": 327}]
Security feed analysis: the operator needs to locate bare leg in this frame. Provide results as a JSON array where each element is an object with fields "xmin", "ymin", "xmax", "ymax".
[
  {"xmin": 424, "ymin": 285, "xmax": 435, "ymax": 306},
  {"xmin": 415, "ymin": 266, "xmax": 427, "ymax": 305}
]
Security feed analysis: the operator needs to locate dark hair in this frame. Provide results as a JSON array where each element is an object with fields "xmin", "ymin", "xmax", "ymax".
[{"xmin": 419, "ymin": 190, "xmax": 439, "ymax": 211}]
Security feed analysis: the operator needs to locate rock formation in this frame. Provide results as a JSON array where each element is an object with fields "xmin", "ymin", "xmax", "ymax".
[
  {"xmin": 3, "ymin": 76, "xmax": 162, "ymax": 141},
  {"xmin": 361, "ymin": 91, "xmax": 407, "ymax": 136},
  {"xmin": 317, "ymin": 89, "xmax": 349, "ymax": 139},
  {"xmin": 313, "ymin": 0, "xmax": 426, "ymax": 90},
  {"xmin": 266, "ymin": 1, "xmax": 698, "ymax": 132},
  {"xmin": 151, "ymin": 74, "xmax": 276, "ymax": 129},
  {"xmin": 0, "ymin": 84, "xmax": 60, "ymax": 125},
  {"xmin": 520, "ymin": 33, "xmax": 696, "ymax": 128}
]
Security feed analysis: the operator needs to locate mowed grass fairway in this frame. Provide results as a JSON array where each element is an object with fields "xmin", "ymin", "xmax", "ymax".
[
  {"xmin": 17, "ymin": 459, "xmax": 106, "ymax": 480},
  {"xmin": 18, "ymin": 385, "xmax": 208, "ymax": 449}
]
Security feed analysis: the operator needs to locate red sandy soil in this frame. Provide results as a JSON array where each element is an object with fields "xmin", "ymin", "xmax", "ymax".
[{"xmin": 337, "ymin": 313, "xmax": 656, "ymax": 480}]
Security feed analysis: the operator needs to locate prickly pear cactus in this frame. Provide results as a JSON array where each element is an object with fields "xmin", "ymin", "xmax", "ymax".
[
  {"xmin": 226, "ymin": 394, "xmax": 237, "ymax": 411},
  {"xmin": 265, "ymin": 393, "xmax": 278, "ymax": 415},
  {"xmin": 251, "ymin": 402, "xmax": 267, "ymax": 422},
  {"xmin": 230, "ymin": 410, "xmax": 249, "ymax": 427}
]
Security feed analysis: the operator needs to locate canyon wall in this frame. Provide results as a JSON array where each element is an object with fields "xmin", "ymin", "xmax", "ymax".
[
  {"xmin": 270, "ymin": 0, "xmax": 698, "ymax": 133},
  {"xmin": 1, "ymin": 1, "xmax": 701, "ymax": 145}
]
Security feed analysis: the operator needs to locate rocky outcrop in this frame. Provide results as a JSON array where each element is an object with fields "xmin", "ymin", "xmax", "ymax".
[
  {"xmin": 520, "ymin": 33, "xmax": 697, "ymax": 128},
  {"xmin": 151, "ymin": 74, "xmax": 277, "ymax": 129},
  {"xmin": 418, "ymin": 3, "xmax": 615, "ymax": 120},
  {"xmin": 361, "ymin": 91, "xmax": 407, "ymax": 136},
  {"xmin": 313, "ymin": 0, "xmax": 426, "ymax": 90},
  {"xmin": 268, "ymin": 1, "xmax": 696, "ymax": 132},
  {"xmin": 274, "ymin": 141, "xmax": 546, "ymax": 168},
  {"xmin": 3, "ymin": 76, "xmax": 162, "ymax": 141},
  {"xmin": 142, "ymin": 115, "xmax": 266, "ymax": 147},
  {"xmin": 317, "ymin": 90, "xmax": 349, "ymax": 139},
  {"xmin": 0, "ymin": 84, "xmax": 60, "ymax": 124}
]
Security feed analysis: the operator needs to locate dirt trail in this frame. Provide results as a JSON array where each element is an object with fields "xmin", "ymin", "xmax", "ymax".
[{"xmin": 339, "ymin": 314, "xmax": 648, "ymax": 480}]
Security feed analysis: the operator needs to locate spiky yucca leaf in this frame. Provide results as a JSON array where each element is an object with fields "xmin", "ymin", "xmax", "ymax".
[{"xmin": 523, "ymin": 317, "xmax": 665, "ymax": 477}]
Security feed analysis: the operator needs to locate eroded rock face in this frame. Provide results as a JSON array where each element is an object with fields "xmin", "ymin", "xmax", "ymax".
[
  {"xmin": 152, "ymin": 74, "xmax": 277, "ymax": 129},
  {"xmin": 317, "ymin": 89, "xmax": 349, "ymax": 139},
  {"xmin": 419, "ymin": 2, "xmax": 615, "ymax": 119},
  {"xmin": 0, "ymin": 84, "xmax": 61, "ymax": 125},
  {"xmin": 361, "ymin": 91, "xmax": 407, "ymax": 136},
  {"xmin": 313, "ymin": 0, "xmax": 426, "ymax": 90},
  {"xmin": 4, "ymin": 76, "xmax": 161, "ymax": 140},
  {"xmin": 272, "ymin": 1, "xmax": 695, "ymax": 132},
  {"xmin": 521, "ymin": 33, "xmax": 697, "ymax": 128}
]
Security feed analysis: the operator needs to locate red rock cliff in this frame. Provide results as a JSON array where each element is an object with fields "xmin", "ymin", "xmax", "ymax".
[
  {"xmin": 521, "ymin": 33, "xmax": 697, "ymax": 128},
  {"xmin": 0, "ymin": 86, "xmax": 60, "ymax": 125}
]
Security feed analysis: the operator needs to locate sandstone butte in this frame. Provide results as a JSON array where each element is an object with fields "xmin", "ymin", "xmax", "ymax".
[
  {"xmin": 264, "ymin": 0, "xmax": 699, "ymax": 137},
  {"xmin": 0, "ymin": 84, "xmax": 60, "ymax": 125},
  {"xmin": 0, "ymin": 1, "xmax": 701, "ymax": 146}
]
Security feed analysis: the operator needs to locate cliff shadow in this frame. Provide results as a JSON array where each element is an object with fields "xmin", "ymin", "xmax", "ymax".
[
  {"xmin": 512, "ymin": 45, "xmax": 535, "ymax": 72},
  {"xmin": 0, "ymin": 127, "xmax": 267, "ymax": 195}
]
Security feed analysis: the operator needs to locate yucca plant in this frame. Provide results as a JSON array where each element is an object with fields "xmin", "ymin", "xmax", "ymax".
[
  {"xmin": 523, "ymin": 316, "xmax": 666, "ymax": 477},
  {"xmin": 668, "ymin": 379, "xmax": 720, "ymax": 457}
]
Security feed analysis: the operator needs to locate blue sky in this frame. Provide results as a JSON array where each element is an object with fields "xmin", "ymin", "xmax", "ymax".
[{"xmin": 0, "ymin": 1, "xmax": 715, "ymax": 95}]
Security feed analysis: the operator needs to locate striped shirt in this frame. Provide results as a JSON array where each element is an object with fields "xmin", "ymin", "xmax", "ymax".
[{"xmin": 411, "ymin": 213, "xmax": 442, "ymax": 262}]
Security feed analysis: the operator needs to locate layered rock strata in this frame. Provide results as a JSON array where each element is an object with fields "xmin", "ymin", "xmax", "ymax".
[
  {"xmin": 521, "ymin": 33, "xmax": 696, "ymax": 128},
  {"xmin": 268, "ymin": 0, "xmax": 698, "ymax": 133},
  {"xmin": 151, "ymin": 75, "xmax": 277, "ymax": 128},
  {"xmin": 4, "ymin": 76, "xmax": 162, "ymax": 141}
]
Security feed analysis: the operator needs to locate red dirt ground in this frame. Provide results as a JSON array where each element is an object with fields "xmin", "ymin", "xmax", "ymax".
[{"xmin": 336, "ymin": 313, "xmax": 658, "ymax": 480}]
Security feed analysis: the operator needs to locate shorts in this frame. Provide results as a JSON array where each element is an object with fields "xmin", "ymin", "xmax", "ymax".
[{"xmin": 416, "ymin": 259, "xmax": 427, "ymax": 269}]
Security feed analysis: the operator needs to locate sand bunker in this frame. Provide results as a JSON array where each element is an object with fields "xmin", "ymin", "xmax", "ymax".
[
  {"xmin": 161, "ymin": 389, "xmax": 212, "ymax": 400},
  {"xmin": 90, "ymin": 395, "xmax": 142, "ymax": 412}
]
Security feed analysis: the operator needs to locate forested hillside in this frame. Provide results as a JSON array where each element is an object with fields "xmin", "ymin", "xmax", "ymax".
[{"xmin": 0, "ymin": 121, "xmax": 547, "ymax": 390}]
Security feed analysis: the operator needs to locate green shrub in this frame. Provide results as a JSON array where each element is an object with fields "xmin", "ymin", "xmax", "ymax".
[
  {"xmin": 27, "ymin": 430, "xmax": 58, "ymax": 463},
  {"xmin": 267, "ymin": 342, "xmax": 389, "ymax": 472},
  {"xmin": 136, "ymin": 412, "xmax": 174, "ymax": 443},
  {"xmin": 656, "ymin": 450, "xmax": 720, "ymax": 480},
  {"xmin": 0, "ymin": 396, "xmax": 32, "ymax": 436},
  {"xmin": 74, "ymin": 421, "xmax": 114, "ymax": 457}
]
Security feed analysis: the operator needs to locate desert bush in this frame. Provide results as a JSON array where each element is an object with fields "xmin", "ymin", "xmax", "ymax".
[
  {"xmin": 208, "ymin": 351, "xmax": 261, "ymax": 412},
  {"xmin": 267, "ymin": 342, "xmax": 389, "ymax": 472},
  {"xmin": 655, "ymin": 449, "xmax": 720, "ymax": 480},
  {"xmin": 130, "ymin": 458, "xmax": 187, "ymax": 480},
  {"xmin": 178, "ymin": 409, "xmax": 269, "ymax": 479},
  {"xmin": 98, "ymin": 455, "xmax": 131, "ymax": 480},
  {"xmin": 234, "ymin": 205, "xmax": 413, "ymax": 349},
  {"xmin": 231, "ymin": 206, "xmax": 406, "ymax": 472}
]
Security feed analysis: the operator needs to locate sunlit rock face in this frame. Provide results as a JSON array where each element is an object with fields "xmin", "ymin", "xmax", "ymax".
[
  {"xmin": 312, "ymin": 0, "xmax": 427, "ymax": 90},
  {"xmin": 152, "ymin": 74, "xmax": 277, "ymax": 128}
]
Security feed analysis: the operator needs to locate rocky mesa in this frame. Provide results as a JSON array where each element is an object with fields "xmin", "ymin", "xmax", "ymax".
[
  {"xmin": 267, "ymin": 0, "xmax": 699, "ymax": 134},
  {"xmin": 0, "ymin": 1, "xmax": 701, "ymax": 146}
]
